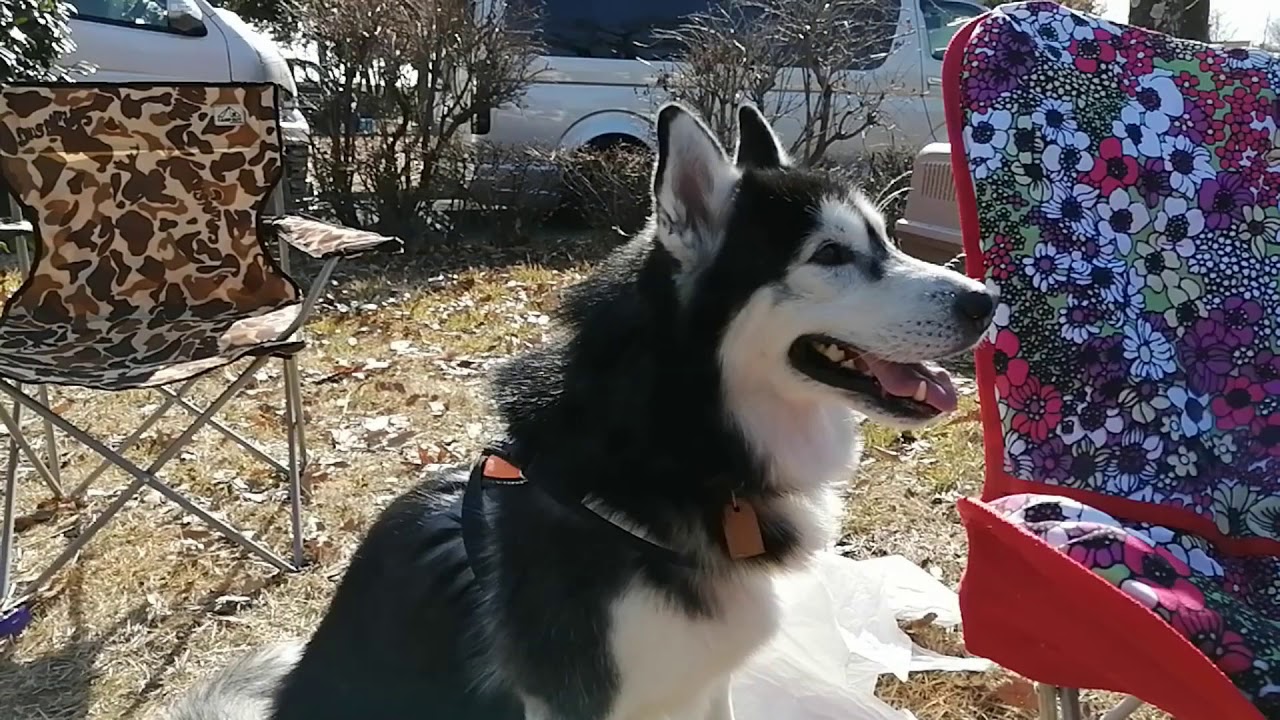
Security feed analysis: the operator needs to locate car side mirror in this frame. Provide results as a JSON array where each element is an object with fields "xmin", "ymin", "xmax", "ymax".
[{"xmin": 169, "ymin": 0, "xmax": 208, "ymax": 36}]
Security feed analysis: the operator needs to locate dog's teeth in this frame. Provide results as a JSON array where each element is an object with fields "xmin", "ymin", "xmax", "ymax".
[
  {"xmin": 840, "ymin": 357, "xmax": 859, "ymax": 369},
  {"xmin": 912, "ymin": 381, "xmax": 928, "ymax": 403},
  {"xmin": 822, "ymin": 344, "xmax": 844, "ymax": 363}
]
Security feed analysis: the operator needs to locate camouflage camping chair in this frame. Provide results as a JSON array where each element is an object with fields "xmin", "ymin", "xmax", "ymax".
[
  {"xmin": 944, "ymin": 2, "xmax": 1280, "ymax": 719},
  {"xmin": 0, "ymin": 83, "xmax": 401, "ymax": 620}
]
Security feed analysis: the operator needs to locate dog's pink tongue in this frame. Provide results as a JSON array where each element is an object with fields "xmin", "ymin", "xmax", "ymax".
[{"xmin": 867, "ymin": 360, "xmax": 958, "ymax": 413}]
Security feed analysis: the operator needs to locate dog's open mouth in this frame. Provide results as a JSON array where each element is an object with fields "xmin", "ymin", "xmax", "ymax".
[{"xmin": 788, "ymin": 335, "xmax": 958, "ymax": 418}]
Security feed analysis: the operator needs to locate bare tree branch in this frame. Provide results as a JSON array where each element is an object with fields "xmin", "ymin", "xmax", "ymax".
[
  {"xmin": 299, "ymin": 0, "xmax": 545, "ymax": 239},
  {"xmin": 655, "ymin": 0, "xmax": 897, "ymax": 166}
]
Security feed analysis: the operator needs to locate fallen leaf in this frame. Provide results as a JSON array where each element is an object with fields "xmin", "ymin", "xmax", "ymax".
[
  {"xmin": 210, "ymin": 594, "xmax": 253, "ymax": 615},
  {"xmin": 901, "ymin": 612, "xmax": 938, "ymax": 632},
  {"xmin": 375, "ymin": 380, "xmax": 408, "ymax": 395},
  {"xmin": 384, "ymin": 429, "xmax": 417, "ymax": 448},
  {"xmin": 988, "ymin": 678, "xmax": 1038, "ymax": 711},
  {"xmin": 304, "ymin": 536, "xmax": 341, "ymax": 566},
  {"xmin": 328, "ymin": 427, "xmax": 362, "ymax": 452},
  {"xmin": 14, "ymin": 497, "xmax": 82, "ymax": 532},
  {"xmin": 869, "ymin": 446, "xmax": 900, "ymax": 461},
  {"xmin": 300, "ymin": 466, "xmax": 333, "ymax": 501},
  {"xmin": 415, "ymin": 443, "xmax": 451, "ymax": 466}
]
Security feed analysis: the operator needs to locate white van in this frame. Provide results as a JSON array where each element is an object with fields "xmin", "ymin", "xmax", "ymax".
[
  {"xmin": 472, "ymin": 0, "xmax": 985, "ymax": 165},
  {"xmin": 57, "ymin": 0, "xmax": 311, "ymax": 208}
]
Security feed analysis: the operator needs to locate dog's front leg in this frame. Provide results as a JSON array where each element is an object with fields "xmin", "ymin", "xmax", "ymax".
[
  {"xmin": 703, "ymin": 676, "xmax": 734, "ymax": 720},
  {"xmin": 667, "ymin": 676, "xmax": 735, "ymax": 720}
]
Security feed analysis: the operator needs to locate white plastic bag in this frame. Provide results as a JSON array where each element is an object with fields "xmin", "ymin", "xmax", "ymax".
[{"xmin": 730, "ymin": 552, "xmax": 992, "ymax": 720}]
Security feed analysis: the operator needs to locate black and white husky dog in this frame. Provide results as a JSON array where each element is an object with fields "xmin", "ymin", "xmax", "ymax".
[{"xmin": 167, "ymin": 103, "xmax": 993, "ymax": 720}]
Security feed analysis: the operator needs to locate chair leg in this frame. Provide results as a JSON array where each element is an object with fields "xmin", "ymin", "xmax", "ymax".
[
  {"xmin": 0, "ymin": 402, "xmax": 20, "ymax": 605},
  {"xmin": 1101, "ymin": 696, "xmax": 1145, "ymax": 720},
  {"xmin": 1036, "ymin": 685, "xmax": 1094, "ymax": 720},
  {"xmin": 153, "ymin": 385, "xmax": 288, "ymax": 475},
  {"xmin": 35, "ymin": 385, "xmax": 61, "ymax": 494},
  {"xmin": 1037, "ymin": 684, "xmax": 1060, "ymax": 720},
  {"xmin": 283, "ymin": 355, "xmax": 307, "ymax": 568},
  {"xmin": 1060, "ymin": 688, "xmax": 1083, "ymax": 720}
]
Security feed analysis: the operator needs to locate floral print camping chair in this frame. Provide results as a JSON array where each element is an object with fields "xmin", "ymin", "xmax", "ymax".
[{"xmin": 943, "ymin": 2, "xmax": 1280, "ymax": 719}]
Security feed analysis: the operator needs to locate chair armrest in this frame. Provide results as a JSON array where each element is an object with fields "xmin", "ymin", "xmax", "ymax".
[{"xmin": 265, "ymin": 215, "xmax": 403, "ymax": 260}]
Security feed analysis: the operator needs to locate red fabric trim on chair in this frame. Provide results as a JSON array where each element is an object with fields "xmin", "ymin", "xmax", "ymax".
[
  {"xmin": 959, "ymin": 499, "xmax": 1261, "ymax": 720},
  {"xmin": 942, "ymin": 12, "xmax": 1010, "ymax": 500}
]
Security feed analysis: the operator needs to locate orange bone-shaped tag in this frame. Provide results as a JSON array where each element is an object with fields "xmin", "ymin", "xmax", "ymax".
[{"xmin": 723, "ymin": 499, "xmax": 766, "ymax": 560}]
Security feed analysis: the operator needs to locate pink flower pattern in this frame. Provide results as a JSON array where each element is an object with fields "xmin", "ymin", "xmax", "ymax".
[{"xmin": 959, "ymin": 4, "xmax": 1280, "ymax": 713}]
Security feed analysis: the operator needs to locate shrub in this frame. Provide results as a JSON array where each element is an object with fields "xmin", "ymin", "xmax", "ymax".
[
  {"xmin": 816, "ymin": 147, "xmax": 917, "ymax": 227},
  {"xmin": 299, "ymin": 0, "xmax": 545, "ymax": 246},
  {"xmin": 655, "ymin": 0, "xmax": 896, "ymax": 166},
  {"xmin": 553, "ymin": 144, "xmax": 654, "ymax": 236},
  {"xmin": 1, "ymin": 0, "xmax": 75, "ymax": 82}
]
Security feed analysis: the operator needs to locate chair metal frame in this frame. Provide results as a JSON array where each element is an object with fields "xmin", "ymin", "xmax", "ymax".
[{"xmin": 1035, "ymin": 685, "xmax": 1143, "ymax": 720}]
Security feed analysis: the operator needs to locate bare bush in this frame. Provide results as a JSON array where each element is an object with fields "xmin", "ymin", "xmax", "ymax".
[
  {"xmin": 300, "ymin": 0, "xmax": 544, "ymax": 244},
  {"xmin": 1129, "ymin": 0, "xmax": 1210, "ymax": 41},
  {"xmin": 656, "ymin": 0, "xmax": 897, "ymax": 165},
  {"xmin": 553, "ymin": 144, "xmax": 653, "ymax": 236},
  {"xmin": 443, "ymin": 141, "xmax": 563, "ymax": 242},
  {"xmin": 1265, "ymin": 16, "xmax": 1280, "ymax": 50},
  {"xmin": 815, "ymin": 147, "xmax": 916, "ymax": 226}
]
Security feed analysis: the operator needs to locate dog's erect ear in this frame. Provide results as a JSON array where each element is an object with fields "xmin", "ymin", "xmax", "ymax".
[
  {"xmin": 652, "ymin": 103, "xmax": 739, "ymax": 271},
  {"xmin": 734, "ymin": 103, "xmax": 788, "ymax": 170}
]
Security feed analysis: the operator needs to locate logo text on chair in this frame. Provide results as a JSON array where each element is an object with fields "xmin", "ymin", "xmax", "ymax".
[{"xmin": 212, "ymin": 106, "xmax": 246, "ymax": 127}]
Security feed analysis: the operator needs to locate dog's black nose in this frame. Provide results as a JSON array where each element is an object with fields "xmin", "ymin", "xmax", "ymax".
[{"xmin": 954, "ymin": 289, "xmax": 995, "ymax": 330}]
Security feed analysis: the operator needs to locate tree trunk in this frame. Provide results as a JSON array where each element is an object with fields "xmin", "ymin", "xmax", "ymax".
[
  {"xmin": 1128, "ymin": 0, "xmax": 1211, "ymax": 41},
  {"xmin": 1182, "ymin": 0, "xmax": 1211, "ymax": 42}
]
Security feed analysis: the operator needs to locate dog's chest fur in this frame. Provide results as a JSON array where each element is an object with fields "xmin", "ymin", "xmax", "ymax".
[
  {"xmin": 595, "ymin": 473, "xmax": 847, "ymax": 719},
  {"xmin": 604, "ymin": 569, "xmax": 779, "ymax": 719}
]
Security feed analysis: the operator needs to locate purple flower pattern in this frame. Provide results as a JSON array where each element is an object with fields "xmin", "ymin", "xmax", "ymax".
[
  {"xmin": 962, "ymin": 1, "xmax": 1280, "ymax": 540},
  {"xmin": 958, "ymin": 3, "xmax": 1280, "ymax": 713}
]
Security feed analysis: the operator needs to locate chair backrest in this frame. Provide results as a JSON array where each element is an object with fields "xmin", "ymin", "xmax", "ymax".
[
  {"xmin": 0, "ymin": 83, "xmax": 299, "ymax": 325},
  {"xmin": 945, "ymin": 2, "xmax": 1280, "ymax": 547}
]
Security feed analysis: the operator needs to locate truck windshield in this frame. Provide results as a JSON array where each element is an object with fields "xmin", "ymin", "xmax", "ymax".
[
  {"xmin": 541, "ymin": 0, "xmax": 711, "ymax": 60},
  {"xmin": 920, "ymin": 0, "xmax": 984, "ymax": 59},
  {"xmin": 540, "ymin": 0, "xmax": 901, "ymax": 69}
]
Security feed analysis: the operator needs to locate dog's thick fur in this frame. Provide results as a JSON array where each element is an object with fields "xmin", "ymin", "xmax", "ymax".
[{"xmin": 167, "ymin": 103, "xmax": 992, "ymax": 720}]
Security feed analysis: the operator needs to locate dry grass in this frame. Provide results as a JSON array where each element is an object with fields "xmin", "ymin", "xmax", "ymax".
[{"xmin": 0, "ymin": 231, "xmax": 1168, "ymax": 720}]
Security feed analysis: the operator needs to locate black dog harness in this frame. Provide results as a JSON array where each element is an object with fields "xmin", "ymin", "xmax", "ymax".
[{"xmin": 459, "ymin": 442, "xmax": 699, "ymax": 569}]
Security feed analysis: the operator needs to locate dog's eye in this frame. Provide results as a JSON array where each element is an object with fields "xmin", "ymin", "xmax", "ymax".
[{"xmin": 810, "ymin": 242, "xmax": 855, "ymax": 266}]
